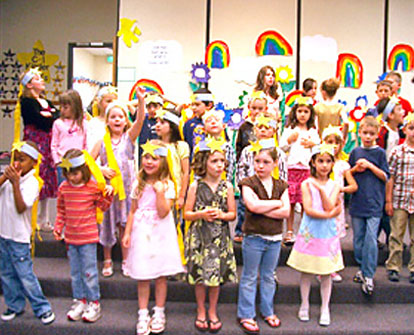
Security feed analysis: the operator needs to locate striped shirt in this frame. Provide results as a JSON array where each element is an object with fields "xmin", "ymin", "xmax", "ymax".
[
  {"xmin": 389, "ymin": 143, "xmax": 414, "ymax": 214},
  {"xmin": 55, "ymin": 180, "xmax": 113, "ymax": 245}
]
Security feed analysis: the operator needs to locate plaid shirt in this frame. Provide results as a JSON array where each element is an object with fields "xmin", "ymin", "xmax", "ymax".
[{"xmin": 389, "ymin": 143, "xmax": 414, "ymax": 213}]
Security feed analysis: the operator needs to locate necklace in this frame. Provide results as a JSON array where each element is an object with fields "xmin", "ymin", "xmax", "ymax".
[{"xmin": 111, "ymin": 137, "xmax": 121, "ymax": 146}]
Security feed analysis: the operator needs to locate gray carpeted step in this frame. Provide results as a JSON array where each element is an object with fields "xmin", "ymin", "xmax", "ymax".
[
  {"xmin": 2, "ymin": 258, "xmax": 412, "ymax": 304},
  {"xmin": 2, "ymin": 297, "xmax": 414, "ymax": 335}
]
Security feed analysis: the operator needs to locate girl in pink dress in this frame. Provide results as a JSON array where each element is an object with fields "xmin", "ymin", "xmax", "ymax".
[{"xmin": 123, "ymin": 140, "xmax": 184, "ymax": 335}]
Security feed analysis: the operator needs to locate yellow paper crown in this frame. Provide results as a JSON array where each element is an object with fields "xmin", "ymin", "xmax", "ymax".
[
  {"xmin": 254, "ymin": 114, "xmax": 277, "ymax": 129},
  {"xmin": 201, "ymin": 109, "xmax": 224, "ymax": 123},
  {"xmin": 311, "ymin": 142, "xmax": 336, "ymax": 157},
  {"xmin": 141, "ymin": 140, "xmax": 168, "ymax": 157},
  {"xmin": 322, "ymin": 125, "xmax": 343, "ymax": 140},
  {"xmin": 403, "ymin": 112, "xmax": 414, "ymax": 127},
  {"xmin": 295, "ymin": 96, "xmax": 313, "ymax": 106},
  {"xmin": 250, "ymin": 90, "xmax": 268, "ymax": 102}
]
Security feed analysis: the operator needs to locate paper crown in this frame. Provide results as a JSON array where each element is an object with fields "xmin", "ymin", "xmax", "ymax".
[
  {"xmin": 98, "ymin": 85, "xmax": 118, "ymax": 98},
  {"xmin": 322, "ymin": 125, "xmax": 343, "ymax": 140},
  {"xmin": 195, "ymin": 137, "xmax": 226, "ymax": 154},
  {"xmin": 403, "ymin": 112, "xmax": 414, "ymax": 127},
  {"xmin": 105, "ymin": 100, "xmax": 129, "ymax": 115},
  {"xmin": 146, "ymin": 94, "xmax": 163, "ymax": 105},
  {"xmin": 254, "ymin": 114, "xmax": 277, "ymax": 129},
  {"xmin": 382, "ymin": 95, "xmax": 400, "ymax": 121},
  {"xmin": 294, "ymin": 96, "xmax": 313, "ymax": 106},
  {"xmin": 12, "ymin": 141, "xmax": 40, "ymax": 160},
  {"xmin": 155, "ymin": 109, "xmax": 180, "ymax": 126},
  {"xmin": 141, "ymin": 141, "xmax": 168, "ymax": 157},
  {"xmin": 311, "ymin": 142, "xmax": 336, "ymax": 157},
  {"xmin": 191, "ymin": 92, "xmax": 214, "ymax": 102},
  {"xmin": 21, "ymin": 68, "xmax": 42, "ymax": 86},
  {"xmin": 202, "ymin": 109, "xmax": 224, "ymax": 123},
  {"xmin": 249, "ymin": 138, "xmax": 276, "ymax": 154},
  {"xmin": 249, "ymin": 90, "xmax": 268, "ymax": 102},
  {"xmin": 59, "ymin": 155, "xmax": 86, "ymax": 171}
]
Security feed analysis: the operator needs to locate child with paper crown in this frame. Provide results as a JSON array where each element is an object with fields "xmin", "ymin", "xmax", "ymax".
[
  {"xmin": 90, "ymin": 87, "xmax": 145, "ymax": 278},
  {"xmin": 287, "ymin": 143, "xmax": 343, "ymax": 327},
  {"xmin": 235, "ymin": 115, "xmax": 288, "ymax": 242},
  {"xmin": 123, "ymin": 140, "xmax": 184, "ymax": 335},
  {"xmin": 184, "ymin": 137, "xmax": 237, "ymax": 333},
  {"xmin": 0, "ymin": 141, "xmax": 55, "ymax": 325},
  {"xmin": 54, "ymin": 149, "xmax": 114, "ymax": 323},
  {"xmin": 17, "ymin": 68, "xmax": 60, "ymax": 232},
  {"xmin": 385, "ymin": 71, "xmax": 412, "ymax": 116},
  {"xmin": 238, "ymin": 138, "xmax": 290, "ymax": 333},
  {"xmin": 87, "ymin": 85, "xmax": 118, "ymax": 153},
  {"xmin": 314, "ymin": 78, "xmax": 349, "ymax": 139},
  {"xmin": 385, "ymin": 113, "xmax": 414, "ymax": 284},
  {"xmin": 183, "ymin": 88, "xmax": 214, "ymax": 157}
]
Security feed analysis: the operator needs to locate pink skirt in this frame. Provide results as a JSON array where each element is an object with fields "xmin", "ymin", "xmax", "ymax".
[{"xmin": 288, "ymin": 168, "xmax": 310, "ymax": 204}]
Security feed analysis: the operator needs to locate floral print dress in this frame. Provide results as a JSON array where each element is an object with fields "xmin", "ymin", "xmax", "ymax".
[{"xmin": 185, "ymin": 180, "xmax": 237, "ymax": 286}]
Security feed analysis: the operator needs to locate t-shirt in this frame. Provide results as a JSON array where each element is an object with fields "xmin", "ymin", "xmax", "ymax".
[
  {"xmin": 0, "ymin": 170, "xmax": 39, "ymax": 243},
  {"xmin": 349, "ymin": 146, "xmax": 389, "ymax": 218}
]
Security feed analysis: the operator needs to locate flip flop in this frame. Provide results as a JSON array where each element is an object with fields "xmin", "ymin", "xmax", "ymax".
[
  {"xmin": 194, "ymin": 318, "xmax": 208, "ymax": 332},
  {"xmin": 209, "ymin": 319, "xmax": 222, "ymax": 333},
  {"xmin": 262, "ymin": 314, "xmax": 281, "ymax": 328},
  {"xmin": 239, "ymin": 318, "xmax": 260, "ymax": 335}
]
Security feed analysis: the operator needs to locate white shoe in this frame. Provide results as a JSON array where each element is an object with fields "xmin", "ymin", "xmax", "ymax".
[
  {"xmin": 137, "ymin": 309, "xmax": 151, "ymax": 335},
  {"xmin": 362, "ymin": 277, "xmax": 374, "ymax": 295},
  {"xmin": 331, "ymin": 272, "xmax": 342, "ymax": 283},
  {"xmin": 150, "ymin": 307, "xmax": 166, "ymax": 334},
  {"xmin": 319, "ymin": 310, "xmax": 330, "ymax": 326},
  {"xmin": 67, "ymin": 299, "xmax": 87, "ymax": 321},
  {"xmin": 298, "ymin": 307, "xmax": 309, "ymax": 322},
  {"xmin": 82, "ymin": 301, "xmax": 101, "ymax": 323}
]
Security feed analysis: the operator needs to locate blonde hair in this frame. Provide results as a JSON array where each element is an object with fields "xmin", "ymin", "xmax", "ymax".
[
  {"xmin": 360, "ymin": 115, "xmax": 380, "ymax": 131},
  {"xmin": 321, "ymin": 78, "xmax": 340, "ymax": 98},
  {"xmin": 19, "ymin": 70, "xmax": 44, "ymax": 98},
  {"xmin": 105, "ymin": 104, "xmax": 131, "ymax": 134}
]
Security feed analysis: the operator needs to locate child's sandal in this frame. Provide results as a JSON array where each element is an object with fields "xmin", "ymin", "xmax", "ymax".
[
  {"xmin": 262, "ymin": 314, "xmax": 281, "ymax": 328},
  {"xmin": 137, "ymin": 310, "xmax": 151, "ymax": 335},
  {"xmin": 239, "ymin": 318, "xmax": 260, "ymax": 335},
  {"xmin": 283, "ymin": 230, "xmax": 296, "ymax": 245},
  {"xmin": 150, "ymin": 310, "xmax": 166, "ymax": 334},
  {"xmin": 102, "ymin": 260, "xmax": 113, "ymax": 277}
]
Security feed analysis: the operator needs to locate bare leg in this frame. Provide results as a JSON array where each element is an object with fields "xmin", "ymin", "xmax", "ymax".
[
  {"xmin": 138, "ymin": 280, "xmax": 151, "ymax": 310},
  {"xmin": 286, "ymin": 203, "xmax": 296, "ymax": 236},
  {"xmin": 154, "ymin": 277, "xmax": 167, "ymax": 308},
  {"xmin": 208, "ymin": 286, "xmax": 221, "ymax": 330},
  {"xmin": 195, "ymin": 284, "xmax": 207, "ymax": 320},
  {"xmin": 119, "ymin": 226, "xmax": 128, "ymax": 261},
  {"xmin": 103, "ymin": 246, "xmax": 112, "ymax": 270},
  {"xmin": 300, "ymin": 273, "xmax": 312, "ymax": 311},
  {"xmin": 320, "ymin": 275, "xmax": 332, "ymax": 314}
]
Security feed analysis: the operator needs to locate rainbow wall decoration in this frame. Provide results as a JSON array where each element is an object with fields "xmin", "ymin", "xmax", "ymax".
[
  {"xmin": 387, "ymin": 44, "xmax": 414, "ymax": 72},
  {"xmin": 129, "ymin": 79, "xmax": 164, "ymax": 100},
  {"xmin": 336, "ymin": 53, "xmax": 364, "ymax": 89},
  {"xmin": 285, "ymin": 90, "xmax": 304, "ymax": 107},
  {"xmin": 205, "ymin": 40, "xmax": 230, "ymax": 69},
  {"xmin": 255, "ymin": 30, "xmax": 293, "ymax": 56}
]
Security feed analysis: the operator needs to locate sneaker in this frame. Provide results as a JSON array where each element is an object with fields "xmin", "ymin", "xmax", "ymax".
[
  {"xmin": 387, "ymin": 270, "xmax": 400, "ymax": 282},
  {"xmin": 353, "ymin": 270, "xmax": 364, "ymax": 283},
  {"xmin": 331, "ymin": 272, "xmax": 342, "ymax": 283},
  {"xmin": 1, "ymin": 309, "xmax": 24, "ymax": 321},
  {"xmin": 82, "ymin": 301, "xmax": 101, "ymax": 323},
  {"xmin": 362, "ymin": 277, "xmax": 374, "ymax": 295},
  {"xmin": 67, "ymin": 299, "xmax": 87, "ymax": 321},
  {"xmin": 40, "ymin": 311, "xmax": 55, "ymax": 325},
  {"xmin": 409, "ymin": 272, "xmax": 414, "ymax": 284}
]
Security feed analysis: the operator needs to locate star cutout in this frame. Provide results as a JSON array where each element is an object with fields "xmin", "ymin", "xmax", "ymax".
[
  {"xmin": 155, "ymin": 109, "xmax": 167, "ymax": 119},
  {"xmin": 54, "ymin": 61, "xmax": 66, "ymax": 72},
  {"xmin": 10, "ymin": 61, "xmax": 23, "ymax": 73},
  {"xmin": 255, "ymin": 114, "xmax": 273, "ymax": 128},
  {"xmin": 249, "ymin": 140, "xmax": 263, "ymax": 154},
  {"xmin": 404, "ymin": 112, "xmax": 414, "ymax": 125},
  {"xmin": 0, "ymin": 73, "xmax": 9, "ymax": 85},
  {"xmin": 53, "ymin": 75, "xmax": 63, "ymax": 83},
  {"xmin": 10, "ymin": 86, "xmax": 19, "ymax": 98},
  {"xmin": 141, "ymin": 140, "xmax": 161, "ymax": 158},
  {"xmin": 0, "ymin": 60, "xmax": 8, "ymax": 72},
  {"xmin": 12, "ymin": 141, "xmax": 25, "ymax": 152},
  {"xmin": 59, "ymin": 157, "xmax": 74, "ymax": 171},
  {"xmin": 389, "ymin": 95, "xmax": 400, "ymax": 105},
  {"xmin": 117, "ymin": 18, "xmax": 141, "ymax": 48},
  {"xmin": 17, "ymin": 40, "xmax": 59, "ymax": 83},
  {"xmin": 0, "ymin": 86, "xmax": 7, "ymax": 99},
  {"xmin": 2, "ymin": 105, "xmax": 13, "ymax": 118},
  {"xmin": 10, "ymin": 73, "xmax": 20, "ymax": 85},
  {"xmin": 52, "ymin": 87, "xmax": 61, "ymax": 97},
  {"xmin": 3, "ymin": 49, "xmax": 16, "ymax": 62},
  {"xmin": 206, "ymin": 138, "xmax": 225, "ymax": 153},
  {"xmin": 322, "ymin": 125, "xmax": 342, "ymax": 139},
  {"xmin": 318, "ymin": 143, "xmax": 336, "ymax": 156}
]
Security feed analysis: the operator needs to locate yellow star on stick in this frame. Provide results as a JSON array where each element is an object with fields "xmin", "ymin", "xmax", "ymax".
[
  {"xmin": 59, "ymin": 157, "xmax": 73, "ymax": 171},
  {"xmin": 11, "ymin": 141, "xmax": 25, "ymax": 152},
  {"xmin": 206, "ymin": 138, "xmax": 225, "ymax": 153},
  {"xmin": 141, "ymin": 140, "xmax": 161, "ymax": 158},
  {"xmin": 389, "ymin": 95, "xmax": 400, "ymax": 105}
]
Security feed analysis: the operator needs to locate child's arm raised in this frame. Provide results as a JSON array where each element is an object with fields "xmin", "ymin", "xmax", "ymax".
[
  {"xmin": 4, "ymin": 165, "xmax": 26, "ymax": 213},
  {"xmin": 127, "ymin": 86, "xmax": 146, "ymax": 143},
  {"xmin": 153, "ymin": 181, "xmax": 173, "ymax": 219},
  {"xmin": 263, "ymin": 189, "xmax": 290, "ymax": 219},
  {"xmin": 122, "ymin": 198, "xmax": 138, "ymax": 248},
  {"xmin": 242, "ymin": 185, "xmax": 283, "ymax": 214},
  {"xmin": 342, "ymin": 169, "xmax": 358, "ymax": 193},
  {"xmin": 301, "ymin": 181, "xmax": 341, "ymax": 219}
]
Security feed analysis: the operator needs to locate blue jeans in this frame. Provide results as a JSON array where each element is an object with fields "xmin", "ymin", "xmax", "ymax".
[
  {"xmin": 235, "ymin": 198, "xmax": 246, "ymax": 235},
  {"xmin": 237, "ymin": 235, "xmax": 281, "ymax": 319},
  {"xmin": 67, "ymin": 243, "xmax": 100, "ymax": 301},
  {"xmin": 0, "ymin": 237, "xmax": 51, "ymax": 317},
  {"xmin": 352, "ymin": 216, "xmax": 381, "ymax": 278},
  {"xmin": 56, "ymin": 166, "xmax": 65, "ymax": 186}
]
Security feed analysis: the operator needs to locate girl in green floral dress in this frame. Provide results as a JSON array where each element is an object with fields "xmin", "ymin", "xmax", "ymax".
[{"xmin": 184, "ymin": 139, "xmax": 237, "ymax": 333}]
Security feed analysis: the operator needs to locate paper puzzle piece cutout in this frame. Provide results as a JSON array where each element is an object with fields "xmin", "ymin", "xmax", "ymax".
[{"xmin": 117, "ymin": 18, "xmax": 141, "ymax": 48}]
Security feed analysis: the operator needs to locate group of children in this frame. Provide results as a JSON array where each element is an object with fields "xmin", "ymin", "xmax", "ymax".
[{"xmin": 1, "ymin": 66, "xmax": 414, "ymax": 334}]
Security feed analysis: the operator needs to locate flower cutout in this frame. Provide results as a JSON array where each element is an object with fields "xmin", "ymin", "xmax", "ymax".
[
  {"xmin": 275, "ymin": 66, "xmax": 294, "ymax": 84},
  {"xmin": 227, "ymin": 108, "xmax": 244, "ymax": 129},
  {"xmin": 349, "ymin": 106, "xmax": 367, "ymax": 122},
  {"xmin": 191, "ymin": 62, "xmax": 210, "ymax": 84}
]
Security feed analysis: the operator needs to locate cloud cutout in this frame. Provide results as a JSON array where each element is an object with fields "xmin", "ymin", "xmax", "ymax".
[{"xmin": 301, "ymin": 35, "xmax": 338, "ymax": 63}]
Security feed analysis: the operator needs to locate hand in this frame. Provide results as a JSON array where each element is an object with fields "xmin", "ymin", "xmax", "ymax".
[
  {"xmin": 4, "ymin": 165, "xmax": 21, "ymax": 185},
  {"xmin": 40, "ymin": 111, "xmax": 52, "ymax": 118},
  {"xmin": 300, "ymin": 137, "xmax": 314, "ymax": 149},
  {"xmin": 53, "ymin": 230, "xmax": 63, "ymax": 241},
  {"xmin": 328, "ymin": 204, "xmax": 342, "ymax": 218},
  {"xmin": 153, "ymin": 181, "xmax": 165, "ymax": 194},
  {"xmin": 201, "ymin": 208, "xmax": 220, "ymax": 222},
  {"xmin": 102, "ymin": 167, "xmax": 116, "ymax": 179},
  {"xmin": 104, "ymin": 185, "xmax": 114, "ymax": 196},
  {"xmin": 356, "ymin": 158, "xmax": 372, "ymax": 170},
  {"xmin": 135, "ymin": 86, "xmax": 146, "ymax": 101},
  {"xmin": 177, "ymin": 196, "xmax": 185, "ymax": 209},
  {"xmin": 385, "ymin": 202, "xmax": 393, "ymax": 216},
  {"xmin": 122, "ymin": 234, "xmax": 130, "ymax": 248},
  {"xmin": 288, "ymin": 132, "xmax": 299, "ymax": 144},
  {"xmin": 352, "ymin": 164, "xmax": 366, "ymax": 173}
]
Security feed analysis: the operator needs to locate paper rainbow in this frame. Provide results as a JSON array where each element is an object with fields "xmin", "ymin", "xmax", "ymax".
[
  {"xmin": 387, "ymin": 44, "xmax": 414, "ymax": 72},
  {"xmin": 255, "ymin": 30, "xmax": 293, "ymax": 56},
  {"xmin": 336, "ymin": 53, "xmax": 363, "ymax": 89},
  {"xmin": 129, "ymin": 79, "xmax": 164, "ymax": 100},
  {"xmin": 205, "ymin": 40, "xmax": 230, "ymax": 69},
  {"xmin": 285, "ymin": 90, "xmax": 304, "ymax": 107}
]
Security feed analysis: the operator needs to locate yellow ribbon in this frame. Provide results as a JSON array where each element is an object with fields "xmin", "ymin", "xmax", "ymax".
[
  {"xmin": 92, "ymin": 101, "xmax": 99, "ymax": 118},
  {"xmin": 103, "ymin": 129, "xmax": 126, "ymax": 200},
  {"xmin": 13, "ymin": 84, "xmax": 23, "ymax": 143}
]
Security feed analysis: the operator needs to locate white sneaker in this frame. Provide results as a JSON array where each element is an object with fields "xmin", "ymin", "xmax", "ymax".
[
  {"xmin": 67, "ymin": 299, "xmax": 87, "ymax": 321},
  {"xmin": 82, "ymin": 301, "xmax": 101, "ymax": 323},
  {"xmin": 362, "ymin": 277, "xmax": 374, "ymax": 295}
]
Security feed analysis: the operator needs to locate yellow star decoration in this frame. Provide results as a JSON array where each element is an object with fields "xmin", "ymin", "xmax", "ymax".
[
  {"xmin": 404, "ymin": 112, "xmax": 414, "ymax": 124},
  {"xmin": 323, "ymin": 124, "xmax": 342, "ymax": 139},
  {"xmin": 141, "ymin": 141, "xmax": 161, "ymax": 158},
  {"xmin": 117, "ymin": 18, "xmax": 142, "ymax": 48},
  {"xmin": 11, "ymin": 141, "xmax": 25, "ymax": 152},
  {"xmin": 206, "ymin": 138, "xmax": 225, "ymax": 153},
  {"xmin": 319, "ymin": 142, "xmax": 336, "ymax": 156},
  {"xmin": 249, "ymin": 140, "xmax": 263, "ymax": 154},
  {"xmin": 295, "ymin": 96, "xmax": 312, "ymax": 106},
  {"xmin": 255, "ymin": 114, "xmax": 273, "ymax": 128},
  {"xmin": 59, "ymin": 157, "xmax": 73, "ymax": 171},
  {"xmin": 390, "ymin": 95, "xmax": 400, "ymax": 105},
  {"xmin": 250, "ymin": 90, "xmax": 267, "ymax": 100},
  {"xmin": 17, "ymin": 40, "xmax": 59, "ymax": 83},
  {"xmin": 275, "ymin": 66, "xmax": 294, "ymax": 84},
  {"xmin": 155, "ymin": 109, "xmax": 167, "ymax": 119}
]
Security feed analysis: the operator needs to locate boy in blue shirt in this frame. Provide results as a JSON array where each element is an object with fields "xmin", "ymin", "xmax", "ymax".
[{"xmin": 349, "ymin": 116, "xmax": 389, "ymax": 295}]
